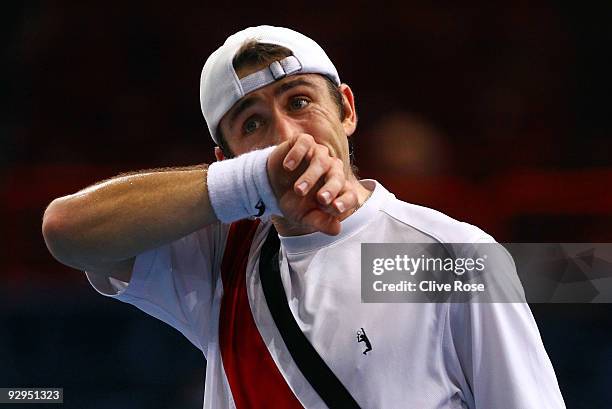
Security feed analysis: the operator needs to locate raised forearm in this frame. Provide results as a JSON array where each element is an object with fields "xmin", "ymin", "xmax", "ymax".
[{"xmin": 42, "ymin": 166, "xmax": 216, "ymax": 271}]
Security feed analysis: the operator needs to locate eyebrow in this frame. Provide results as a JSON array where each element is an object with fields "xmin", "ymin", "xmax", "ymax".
[
  {"xmin": 228, "ymin": 97, "xmax": 260, "ymax": 127},
  {"xmin": 227, "ymin": 78, "xmax": 318, "ymax": 128},
  {"xmin": 273, "ymin": 78, "xmax": 317, "ymax": 97}
]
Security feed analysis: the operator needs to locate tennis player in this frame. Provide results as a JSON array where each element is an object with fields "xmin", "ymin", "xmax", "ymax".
[{"xmin": 43, "ymin": 25, "xmax": 565, "ymax": 408}]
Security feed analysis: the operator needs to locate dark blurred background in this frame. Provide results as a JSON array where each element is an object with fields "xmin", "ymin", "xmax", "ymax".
[{"xmin": 2, "ymin": 1, "xmax": 611, "ymax": 408}]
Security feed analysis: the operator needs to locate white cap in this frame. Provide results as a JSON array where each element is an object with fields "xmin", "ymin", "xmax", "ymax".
[{"xmin": 200, "ymin": 25, "xmax": 341, "ymax": 144}]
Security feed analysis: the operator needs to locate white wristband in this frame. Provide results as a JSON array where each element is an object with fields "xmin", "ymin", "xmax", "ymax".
[{"xmin": 207, "ymin": 146, "xmax": 282, "ymax": 223}]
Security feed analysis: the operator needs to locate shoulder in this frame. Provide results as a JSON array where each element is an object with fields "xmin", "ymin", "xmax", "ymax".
[{"xmin": 371, "ymin": 180, "xmax": 495, "ymax": 244}]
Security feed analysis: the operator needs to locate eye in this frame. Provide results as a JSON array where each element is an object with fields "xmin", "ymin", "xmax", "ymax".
[
  {"xmin": 289, "ymin": 97, "xmax": 310, "ymax": 111},
  {"xmin": 243, "ymin": 117, "xmax": 264, "ymax": 135}
]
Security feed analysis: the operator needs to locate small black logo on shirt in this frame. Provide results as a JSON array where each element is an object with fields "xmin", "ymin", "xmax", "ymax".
[
  {"xmin": 254, "ymin": 200, "xmax": 266, "ymax": 217},
  {"xmin": 357, "ymin": 328, "xmax": 372, "ymax": 355}
]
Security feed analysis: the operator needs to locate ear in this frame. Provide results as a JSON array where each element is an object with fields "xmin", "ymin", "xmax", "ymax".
[
  {"xmin": 339, "ymin": 84, "xmax": 357, "ymax": 137},
  {"xmin": 214, "ymin": 146, "xmax": 225, "ymax": 161}
]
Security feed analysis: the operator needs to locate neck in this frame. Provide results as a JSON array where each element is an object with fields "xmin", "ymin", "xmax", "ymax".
[{"xmin": 272, "ymin": 177, "xmax": 372, "ymax": 237}]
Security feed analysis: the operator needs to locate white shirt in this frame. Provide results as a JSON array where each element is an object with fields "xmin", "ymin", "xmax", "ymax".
[{"xmin": 87, "ymin": 180, "xmax": 565, "ymax": 409}]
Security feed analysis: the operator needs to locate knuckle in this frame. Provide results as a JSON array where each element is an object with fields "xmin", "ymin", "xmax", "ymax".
[
  {"xmin": 290, "ymin": 134, "xmax": 303, "ymax": 147},
  {"xmin": 313, "ymin": 154, "xmax": 329, "ymax": 169},
  {"xmin": 333, "ymin": 160, "xmax": 345, "ymax": 173},
  {"xmin": 299, "ymin": 133, "xmax": 315, "ymax": 145},
  {"xmin": 345, "ymin": 189, "xmax": 357, "ymax": 203},
  {"xmin": 298, "ymin": 174, "xmax": 312, "ymax": 185},
  {"xmin": 329, "ymin": 166, "xmax": 344, "ymax": 180},
  {"xmin": 294, "ymin": 140, "xmax": 307, "ymax": 153},
  {"xmin": 292, "ymin": 145, "xmax": 305, "ymax": 158},
  {"xmin": 331, "ymin": 171, "xmax": 344, "ymax": 183},
  {"xmin": 330, "ymin": 179, "xmax": 343, "ymax": 191},
  {"xmin": 316, "ymin": 145, "xmax": 330, "ymax": 156},
  {"xmin": 292, "ymin": 136, "xmax": 305, "ymax": 150},
  {"xmin": 314, "ymin": 147, "xmax": 332, "ymax": 167}
]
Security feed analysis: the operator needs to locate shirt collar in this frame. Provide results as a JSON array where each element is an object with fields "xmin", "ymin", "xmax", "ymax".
[{"xmin": 277, "ymin": 180, "xmax": 393, "ymax": 254}]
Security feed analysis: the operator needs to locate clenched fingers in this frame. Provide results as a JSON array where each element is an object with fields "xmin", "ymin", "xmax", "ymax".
[
  {"xmin": 315, "ymin": 157, "xmax": 345, "ymax": 206},
  {"xmin": 282, "ymin": 134, "xmax": 316, "ymax": 171},
  {"xmin": 293, "ymin": 144, "xmax": 335, "ymax": 196},
  {"xmin": 330, "ymin": 183, "xmax": 359, "ymax": 215}
]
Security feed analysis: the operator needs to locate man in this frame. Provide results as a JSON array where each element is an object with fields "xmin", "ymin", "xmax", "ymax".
[{"xmin": 42, "ymin": 26, "xmax": 565, "ymax": 408}]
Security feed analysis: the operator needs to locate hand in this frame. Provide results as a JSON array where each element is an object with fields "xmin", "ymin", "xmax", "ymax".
[{"xmin": 267, "ymin": 134, "xmax": 359, "ymax": 235}]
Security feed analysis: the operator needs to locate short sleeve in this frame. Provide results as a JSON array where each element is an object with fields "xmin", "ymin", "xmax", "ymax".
[
  {"xmin": 86, "ymin": 222, "xmax": 229, "ymax": 354},
  {"xmin": 447, "ymin": 236, "xmax": 566, "ymax": 408}
]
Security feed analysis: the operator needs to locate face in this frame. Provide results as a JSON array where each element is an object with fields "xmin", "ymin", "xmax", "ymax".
[{"xmin": 217, "ymin": 73, "xmax": 357, "ymax": 175}]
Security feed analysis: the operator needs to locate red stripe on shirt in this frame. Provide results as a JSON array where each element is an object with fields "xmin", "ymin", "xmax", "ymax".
[{"xmin": 219, "ymin": 220, "xmax": 303, "ymax": 408}]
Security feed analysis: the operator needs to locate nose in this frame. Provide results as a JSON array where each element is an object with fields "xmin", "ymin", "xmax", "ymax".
[{"xmin": 270, "ymin": 110, "xmax": 301, "ymax": 144}]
